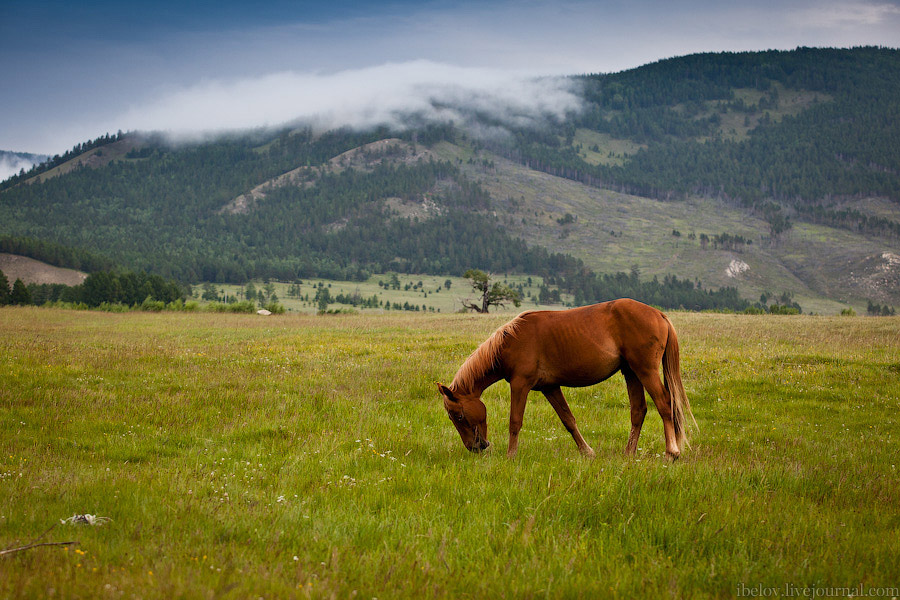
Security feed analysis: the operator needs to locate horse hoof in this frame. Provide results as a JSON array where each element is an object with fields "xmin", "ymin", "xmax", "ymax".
[
  {"xmin": 665, "ymin": 451, "xmax": 680, "ymax": 462},
  {"xmin": 581, "ymin": 448, "xmax": 596, "ymax": 459}
]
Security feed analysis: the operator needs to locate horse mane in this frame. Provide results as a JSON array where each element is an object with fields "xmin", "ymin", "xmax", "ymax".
[{"xmin": 451, "ymin": 312, "xmax": 532, "ymax": 394}]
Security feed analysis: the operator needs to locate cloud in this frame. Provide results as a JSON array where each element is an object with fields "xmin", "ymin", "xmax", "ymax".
[
  {"xmin": 789, "ymin": 0, "xmax": 900, "ymax": 28},
  {"xmin": 0, "ymin": 153, "xmax": 46, "ymax": 183},
  {"xmin": 108, "ymin": 61, "xmax": 584, "ymax": 141},
  {"xmin": 6, "ymin": 1, "xmax": 900, "ymax": 154}
]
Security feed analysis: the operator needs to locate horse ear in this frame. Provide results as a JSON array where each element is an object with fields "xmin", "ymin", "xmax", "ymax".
[{"xmin": 437, "ymin": 383, "xmax": 456, "ymax": 402}]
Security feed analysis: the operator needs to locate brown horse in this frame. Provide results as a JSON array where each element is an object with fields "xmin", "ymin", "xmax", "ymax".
[{"xmin": 438, "ymin": 298, "xmax": 695, "ymax": 460}]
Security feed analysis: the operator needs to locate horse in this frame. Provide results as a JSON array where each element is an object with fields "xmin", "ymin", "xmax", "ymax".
[{"xmin": 437, "ymin": 298, "xmax": 695, "ymax": 460}]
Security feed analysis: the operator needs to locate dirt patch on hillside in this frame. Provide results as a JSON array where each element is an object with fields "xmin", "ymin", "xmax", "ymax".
[
  {"xmin": 0, "ymin": 253, "xmax": 87, "ymax": 286},
  {"xmin": 31, "ymin": 138, "xmax": 144, "ymax": 184},
  {"xmin": 844, "ymin": 252, "xmax": 900, "ymax": 304},
  {"xmin": 221, "ymin": 139, "xmax": 434, "ymax": 215}
]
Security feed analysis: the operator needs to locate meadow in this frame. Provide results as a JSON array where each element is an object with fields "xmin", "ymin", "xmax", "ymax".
[
  {"xmin": 0, "ymin": 307, "xmax": 898, "ymax": 598},
  {"xmin": 201, "ymin": 273, "xmax": 558, "ymax": 315}
]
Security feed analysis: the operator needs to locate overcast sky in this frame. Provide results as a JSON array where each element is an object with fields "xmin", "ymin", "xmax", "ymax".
[{"xmin": 2, "ymin": 0, "xmax": 899, "ymax": 157}]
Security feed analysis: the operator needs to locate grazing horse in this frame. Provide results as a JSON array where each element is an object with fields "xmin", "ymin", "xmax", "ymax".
[{"xmin": 438, "ymin": 298, "xmax": 695, "ymax": 460}]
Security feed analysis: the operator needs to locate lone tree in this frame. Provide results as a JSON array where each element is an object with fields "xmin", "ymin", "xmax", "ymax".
[
  {"xmin": 315, "ymin": 285, "xmax": 332, "ymax": 313},
  {"xmin": 461, "ymin": 269, "xmax": 521, "ymax": 314}
]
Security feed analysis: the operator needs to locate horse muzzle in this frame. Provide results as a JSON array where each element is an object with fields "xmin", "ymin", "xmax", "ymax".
[{"xmin": 468, "ymin": 439, "xmax": 491, "ymax": 453}]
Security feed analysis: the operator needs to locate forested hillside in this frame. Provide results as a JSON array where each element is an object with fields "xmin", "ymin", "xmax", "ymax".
[
  {"xmin": 509, "ymin": 47, "xmax": 900, "ymax": 238},
  {"xmin": 1, "ymin": 128, "xmax": 530, "ymax": 280},
  {"xmin": 0, "ymin": 127, "xmax": 746, "ymax": 310},
  {"xmin": 1, "ymin": 47, "xmax": 898, "ymax": 311}
]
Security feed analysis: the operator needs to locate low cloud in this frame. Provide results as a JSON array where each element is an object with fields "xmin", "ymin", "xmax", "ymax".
[
  {"xmin": 0, "ymin": 153, "xmax": 47, "ymax": 182},
  {"xmin": 789, "ymin": 0, "xmax": 900, "ymax": 28},
  {"xmin": 111, "ymin": 61, "xmax": 583, "ymax": 141}
]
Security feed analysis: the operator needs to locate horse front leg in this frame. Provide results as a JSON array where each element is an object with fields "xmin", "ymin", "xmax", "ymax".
[
  {"xmin": 507, "ymin": 380, "xmax": 530, "ymax": 458},
  {"xmin": 542, "ymin": 386, "xmax": 595, "ymax": 458}
]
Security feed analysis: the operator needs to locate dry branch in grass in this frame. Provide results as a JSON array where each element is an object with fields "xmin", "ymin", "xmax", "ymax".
[{"xmin": 0, "ymin": 523, "xmax": 79, "ymax": 557}]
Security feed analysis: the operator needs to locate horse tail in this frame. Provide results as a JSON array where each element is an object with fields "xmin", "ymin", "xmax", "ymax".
[{"xmin": 662, "ymin": 316, "xmax": 696, "ymax": 449}]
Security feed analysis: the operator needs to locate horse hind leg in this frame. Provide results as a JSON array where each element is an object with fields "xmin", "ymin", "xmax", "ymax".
[
  {"xmin": 542, "ymin": 386, "xmax": 595, "ymax": 458},
  {"xmin": 631, "ymin": 363, "xmax": 681, "ymax": 460},
  {"xmin": 622, "ymin": 367, "xmax": 647, "ymax": 456}
]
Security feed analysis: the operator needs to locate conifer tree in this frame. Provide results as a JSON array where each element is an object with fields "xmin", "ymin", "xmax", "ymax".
[{"xmin": 11, "ymin": 278, "xmax": 32, "ymax": 305}]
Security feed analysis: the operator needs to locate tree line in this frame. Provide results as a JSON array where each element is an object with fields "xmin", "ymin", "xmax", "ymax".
[
  {"xmin": 0, "ymin": 269, "xmax": 186, "ymax": 308},
  {"xmin": 0, "ymin": 235, "xmax": 116, "ymax": 272}
]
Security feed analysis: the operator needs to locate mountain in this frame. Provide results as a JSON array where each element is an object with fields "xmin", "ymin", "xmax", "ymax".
[
  {"xmin": 1, "ymin": 47, "xmax": 898, "ymax": 313},
  {"xmin": 0, "ymin": 150, "xmax": 49, "ymax": 182}
]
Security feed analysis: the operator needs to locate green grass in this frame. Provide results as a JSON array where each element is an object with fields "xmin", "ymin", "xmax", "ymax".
[
  {"xmin": 572, "ymin": 130, "xmax": 646, "ymax": 167},
  {"xmin": 1, "ymin": 308, "xmax": 898, "ymax": 598}
]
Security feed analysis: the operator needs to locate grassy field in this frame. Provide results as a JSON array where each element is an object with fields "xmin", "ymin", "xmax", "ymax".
[{"xmin": 1, "ymin": 307, "xmax": 898, "ymax": 598}]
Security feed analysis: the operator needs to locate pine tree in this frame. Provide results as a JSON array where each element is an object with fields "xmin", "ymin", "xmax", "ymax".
[{"xmin": 11, "ymin": 278, "xmax": 32, "ymax": 305}]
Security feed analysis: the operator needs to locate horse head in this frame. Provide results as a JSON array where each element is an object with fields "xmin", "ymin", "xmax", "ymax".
[{"xmin": 437, "ymin": 383, "xmax": 490, "ymax": 452}]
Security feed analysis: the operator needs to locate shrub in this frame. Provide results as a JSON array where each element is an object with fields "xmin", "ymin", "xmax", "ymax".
[
  {"xmin": 265, "ymin": 302, "xmax": 285, "ymax": 314},
  {"xmin": 140, "ymin": 297, "xmax": 166, "ymax": 312},
  {"xmin": 768, "ymin": 304, "xmax": 800, "ymax": 315}
]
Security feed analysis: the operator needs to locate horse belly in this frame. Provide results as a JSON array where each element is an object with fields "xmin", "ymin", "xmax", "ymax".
[
  {"xmin": 557, "ymin": 355, "xmax": 620, "ymax": 387},
  {"xmin": 539, "ymin": 339, "xmax": 621, "ymax": 388}
]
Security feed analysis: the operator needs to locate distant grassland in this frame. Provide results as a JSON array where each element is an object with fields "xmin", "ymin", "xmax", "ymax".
[
  {"xmin": 201, "ymin": 273, "xmax": 567, "ymax": 314},
  {"xmin": 1, "ymin": 308, "xmax": 898, "ymax": 598}
]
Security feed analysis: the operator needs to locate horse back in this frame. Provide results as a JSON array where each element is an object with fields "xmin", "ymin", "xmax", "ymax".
[{"xmin": 501, "ymin": 299, "xmax": 670, "ymax": 387}]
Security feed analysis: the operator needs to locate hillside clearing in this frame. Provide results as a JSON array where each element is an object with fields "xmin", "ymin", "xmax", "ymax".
[
  {"xmin": 0, "ymin": 253, "xmax": 87, "ymax": 286},
  {"xmin": 463, "ymin": 151, "xmax": 897, "ymax": 313}
]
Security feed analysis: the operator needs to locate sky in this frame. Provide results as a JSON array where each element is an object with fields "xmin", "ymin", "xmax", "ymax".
[{"xmin": 2, "ymin": 0, "xmax": 899, "ymax": 163}]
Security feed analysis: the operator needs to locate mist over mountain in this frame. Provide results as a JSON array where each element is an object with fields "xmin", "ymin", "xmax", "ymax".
[
  {"xmin": 0, "ymin": 151, "xmax": 48, "ymax": 182},
  {"xmin": 2, "ymin": 48, "xmax": 898, "ymax": 313},
  {"xmin": 114, "ymin": 62, "xmax": 584, "ymax": 145}
]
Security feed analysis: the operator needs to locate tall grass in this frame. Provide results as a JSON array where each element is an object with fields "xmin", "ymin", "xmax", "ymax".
[{"xmin": 0, "ymin": 307, "xmax": 898, "ymax": 598}]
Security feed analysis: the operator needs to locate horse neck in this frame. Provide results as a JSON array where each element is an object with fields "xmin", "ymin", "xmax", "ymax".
[
  {"xmin": 450, "ymin": 371, "xmax": 503, "ymax": 398},
  {"xmin": 450, "ymin": 357, "xmax": 504, "ymax": 398}
]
